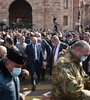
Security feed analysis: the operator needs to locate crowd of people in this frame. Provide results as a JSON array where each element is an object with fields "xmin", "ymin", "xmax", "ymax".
[{"xmin": 0, "ymin": 27, "xmax": 90, "ymax": 100}]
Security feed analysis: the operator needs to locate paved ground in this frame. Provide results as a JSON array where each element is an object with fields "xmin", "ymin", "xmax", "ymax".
[{"xmin": 20, "ymin": 75, "xmax": 52, "ymax": 100}]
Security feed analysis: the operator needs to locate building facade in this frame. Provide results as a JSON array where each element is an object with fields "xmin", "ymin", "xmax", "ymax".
[
  {"xmin": 0, "ymin": 0, "xmax": 80, "ymax": 31},
  {"xmin": 79, "ymin": 0, "xmax": 90, "ymax": 31}
]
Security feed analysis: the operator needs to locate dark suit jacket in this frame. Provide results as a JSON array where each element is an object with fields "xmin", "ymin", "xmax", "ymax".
[
  {"xmin": 0, "ymin": 59, "xmax": 20, "ymax": 100},
  {"xmin": 25, "ymin": 43, "xmax": 44, "ymax": 68},
  {"xmin": 40, "ymin": 39, "xmax": 52, "ymax": 62},
  {"xmin": 52, "ymin": 42, "xmax": 68, "ymax": 53},
  {"xmin": 83, "ymin": 55, "xmax": 90, "ymax": 76},
  {"xmin": 51, "ymin": 42, "xmax": 68, "ymax": 63}
]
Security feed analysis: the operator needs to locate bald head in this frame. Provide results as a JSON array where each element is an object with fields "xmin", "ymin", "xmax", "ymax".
[{"xmin": 0, "ymin": 45, "xmax": 7, "ymax": 58}]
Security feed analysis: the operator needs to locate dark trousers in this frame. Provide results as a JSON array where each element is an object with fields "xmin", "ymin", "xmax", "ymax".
[
  {"xmin": 30, "ymin": 60, "xmax": 41, "ymax": 87},
  {"xmin": 41, "ymin": 68, "xmax": 46, "ymax": 79}
]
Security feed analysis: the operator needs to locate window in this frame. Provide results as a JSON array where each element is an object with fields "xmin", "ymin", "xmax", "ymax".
[
  {"xmin": 63, "ymin": 0, "xmax": 68, "ymax": 9},
  {"xmin": 63, "ymin": 16, "xmax": 68, "ymax": 26}
]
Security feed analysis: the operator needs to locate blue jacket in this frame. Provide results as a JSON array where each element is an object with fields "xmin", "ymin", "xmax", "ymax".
[{"xmin": 0, "ymin": 60, "xmax": 20, "ymax": 100}]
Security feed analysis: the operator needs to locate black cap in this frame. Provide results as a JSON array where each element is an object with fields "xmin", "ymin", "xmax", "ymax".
[{"xmin": 7, "ymin": 48, "xmax": 26, "ymax": 65}]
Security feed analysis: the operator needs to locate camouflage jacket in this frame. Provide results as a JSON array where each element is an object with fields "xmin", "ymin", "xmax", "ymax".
[{"xmin": 51, "ymin": 48, "xmax": 90, "ymax": 100}]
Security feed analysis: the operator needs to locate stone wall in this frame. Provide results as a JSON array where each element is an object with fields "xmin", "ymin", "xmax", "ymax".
[
  {"xmin": 80, "ymin": 0, "xmax": 90, "ymax": 30},
  {"xmin": 0, "ymin": 0, "xmax": 80, "ymax": 31},
  {"xmin": 73, "ymin": 0, "xmax": 79, "ymax": 31}
]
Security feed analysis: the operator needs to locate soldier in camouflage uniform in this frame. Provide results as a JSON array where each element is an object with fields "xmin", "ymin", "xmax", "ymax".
[{"xmin": 51, "ymin": 40, "xmax": 90, "ymax": 100}]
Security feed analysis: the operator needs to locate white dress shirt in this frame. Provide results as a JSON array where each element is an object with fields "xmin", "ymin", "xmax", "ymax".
[
  {"xmin": 54, "ymin": 43, "xmax": 60, "ymax": 62},
  {"xmin": 34, "ymin": 44, "xmax": 38, "ymax": 60}
]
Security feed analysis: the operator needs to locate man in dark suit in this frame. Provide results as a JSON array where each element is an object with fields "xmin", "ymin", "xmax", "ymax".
[
  {"xmin": 41, "ymin": 39, "xmax": 52, "ymax": 80},
  {"xmin": 82, "ymin": 32, "xmax": 90, "ymax": 76},
  {"xmin": 36, "ymin": 33, "xmax": 52, "ymax": 81},
  {"xmin": 50, "ymin": 35, "xmax": 68, "ymax": 74},
  {"xmin": 25, "ymin": 32, "xmax": 35, "ymax": 45},
  {"xmin": 25, "ymin": 37, "xmax": 44, "ymax": 91},
  {"xmin": 82, "ymin": 55, "xmax": 90, "ymax": 76}
]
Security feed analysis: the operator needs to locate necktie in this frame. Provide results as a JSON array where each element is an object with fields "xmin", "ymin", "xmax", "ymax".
[{"xmin": 34, "ymin": 44, "xmax": 38, "ymax": 60}]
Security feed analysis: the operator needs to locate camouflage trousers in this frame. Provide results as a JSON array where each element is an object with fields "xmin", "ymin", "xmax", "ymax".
[{"xmin": 50, "ymin": 90, "xmax": 90, "ymax": 100}]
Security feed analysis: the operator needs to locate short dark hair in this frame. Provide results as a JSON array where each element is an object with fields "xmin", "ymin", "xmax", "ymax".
[{"xmin": 6, "ymin": 38, "xmax": 14, "ymax": 45}]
